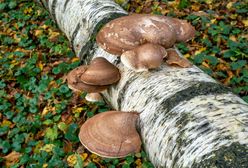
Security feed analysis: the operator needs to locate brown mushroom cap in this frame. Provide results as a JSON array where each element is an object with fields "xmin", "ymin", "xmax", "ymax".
[
  {"xmin": 168, "ymin": 18, "xmax": 195, "ymax": 42},
  {"xmin": 121, "ymin": 43, "xmax": 167, "ymax": 72},
  {"xmin": 80, "ymin": 57, "xmax": 120, "ymax": 86},
  {"xmin": 96, "ymin": 14, "xmax": 195, "ymax": 55},
  {"xmin": 79, "ymin": 111, "xmax": 141, "ymax": 158},
  {"xmin": 165, "ymin": 49, "xmax": 192, "ymax": 68},
  {"xmin": 67, "ymin": 65, "xmax": 109, "ymax": 93},
  {"xmin": 96, "ymin": 14, "xmax": 177, "ymax": 55},
  {"xmin": 85, "ymin": 93, "xmax": 103, "ymax": 102}
]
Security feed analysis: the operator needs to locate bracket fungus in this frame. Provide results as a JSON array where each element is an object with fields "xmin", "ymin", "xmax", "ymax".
[
  {"xmin": 121, "ymin": 43, "xmax": 167, "ymax": 72},
  {"xmin": 96, "ymin": 14, "xmax": 195, "ymax": 71},
  {"xmin": 165, "ymin": 48, "xmax": 192, "ymax": 68},
  {"xmin": 80, "ymin": 57, "xmax": 120, "ymax": 86},
  {"xmin": 79, "ymin": 111, "xmax": 141, "ymax": 158},
  {"xmin": 67, "ymin": 65, "xmax": 109, "ymax": 93},
  {"xmin": 67, "ymin": 57, "xmax": 120, "ymax": 102}
]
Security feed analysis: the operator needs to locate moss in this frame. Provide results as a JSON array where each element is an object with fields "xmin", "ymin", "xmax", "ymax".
[
  {"xmin": 159, "ymin": 82, "xmax": 231, "ymax": 113},
  {"xmin": 192, "ymin": 142, "xmax": 248, "ymax": 168}
]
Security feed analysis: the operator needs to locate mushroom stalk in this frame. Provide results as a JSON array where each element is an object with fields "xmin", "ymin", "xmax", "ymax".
[{"xmin": 37, "ymin": 0, "xmax": 248, "ymax": 167}]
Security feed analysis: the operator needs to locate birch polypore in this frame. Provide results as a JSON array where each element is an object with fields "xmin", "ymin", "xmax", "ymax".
[
  {"xmin": 67, "ymin": 65, "xmax": 109, "ymax": 93},
  {"xmin": 79, "ymin": 111, "xmax": 141, "ymax": 158},
  {"xmin": 38, "ymin": 0, "xmax": 248, "ymax": 167},
  {"xmin": 121, "ymin": 43, "xmax": 167, "ymax": 72}
]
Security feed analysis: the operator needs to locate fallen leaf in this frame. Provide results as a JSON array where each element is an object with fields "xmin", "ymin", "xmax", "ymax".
[
  {"xmin": 242, "ymin": 20, "xmax": 248, "ymax": 27},
  {"xmin": 1, "ymin": 119, "xmax": 12, "ymax": 127},
  {"xmin": 194, "ymin": 47, "xmax": 207, "ymax": 55},
  {"xmin": 42, "ymin": 164, "xmax": 48, "ymax": 168},
  {"xmin": 67, "ymin": 154, "xmax": 77, "ymax": 167},
  {"xmin": 40, "ymin": 144, "xmax": 55, "ymax": 153},
  {"xmin": 226, "ymin": 2, "xmax": 233, "ymax": 9},
  {"xmin": 3, "ymin": 151, "xmax": 22, "ymax": 167},
  {"xmin": 81, "ymin": 153, "xmax": 88, "ymax": 161},
  {"xmin": 72, "ymin": 107, "xmax": 84, "ymax": 114}
]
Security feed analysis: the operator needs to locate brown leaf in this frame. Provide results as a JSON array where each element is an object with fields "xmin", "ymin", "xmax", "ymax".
[
  {"xmin": 63, "ymin": 140, "xmax": 73, "ymax": 153},
  {"xmin": 3, "ymin": 151, "xmax": 22, "ymax": 167}
]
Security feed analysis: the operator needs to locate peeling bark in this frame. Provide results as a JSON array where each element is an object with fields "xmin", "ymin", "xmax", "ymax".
[{"xmin": 37, "ymin": 0, "xmax": 248, "ymax": 167}]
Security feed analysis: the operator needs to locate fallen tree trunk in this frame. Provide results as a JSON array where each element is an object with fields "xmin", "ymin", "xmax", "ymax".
[{"xmin": 37, "ymin": 0, "xmax": 248, "ymax": 167}]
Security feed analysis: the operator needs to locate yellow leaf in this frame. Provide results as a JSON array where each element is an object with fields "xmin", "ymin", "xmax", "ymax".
[
  {"xmin": 13, "ymin": 34, "xmax": 21, "ymax": 43},
  {"xmin": 184, "ymin": 53, "xmax": 191, "ymax": 59},
  {"xmin": 229, "ymin": 35, "xmax": 237, "ymax": 42},
  {"xmin": 24, "ymin": 7, "xmax": 33, "ymax": 14},
  {"xmin": 72, "ymin": 107, "xmax": 84, "ymax": 114},
  {"xmin": 42, "ymin": 164, "xmax": 48, "ymax": 168},
  {"xmin": 242, "ymin": 20, "xmax": 248, "ymax": 27},
  {"xmin": 202, "ymin": 61, "xmax": 210, "ymax": 68},
  {"xmin": 195, "ymin": 47, "xmax": 206, "ymax": 55},
  {"xmin": 67, "ymin": 154, "xmax": 77, "ymax": 167},
  {"xmin": 135, "ymin": 158, "xmax": 142, "ymax": 166},
  {"xmin": 48, "ymin": 31, "xmax": 60, "ymax": 41},
  {"xmin": 90, "ymin": 153, "xmax": 98, "ymax": 159},
  {"xmin": 210, "ymin": 19, "xmax": 216, "ymax": 24},
  {"xmin": 38, "ymin": 61, "xmax": 44, "ymax": 71},
  {"xmin": 229, "ymin": 14, "xmax": 237, "ymax": 20},
  {"xmin": 191, "ymin": 5, "xmax": 200, "ymax": 11},
  {"xmin": 1, "ymin": 120, "xmax": 12, "ymax": 127},
  {"xmin": 34, "ymin": 29, "xmax": 43, "ymax": 37},
  {"xmin": 42, "ymin": 106, "xmax": 49, "ymax": 116},
  {"xmin": 40, "ymin": 24, "xmax": 49, "ymax": 30},
  {"xmin": 205, "ymin": 0, "xmax": 213, "ymax": 4},
  {"xmin": 71, "ymin": 57, "xmax": 80, "ymax": 62},
  {"xmin": 34, "ymin": 141, "xmax": 44, "ymax": 153},
  {"xmin": 81, "ymin": 153, "xmax": 88, "ymax": 161},
  {"xmin": 226, "ymin": 2, "xmax": 233, "ymax": 9},
  {"xmin": 40, "ymin": 144, "xmax": 55, "ymax": 153}
]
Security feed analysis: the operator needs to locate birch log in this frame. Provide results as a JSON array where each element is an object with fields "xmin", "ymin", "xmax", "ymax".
[{"xmin": 37, "ymin": 0, "xmax": 248, "ymax": 167}]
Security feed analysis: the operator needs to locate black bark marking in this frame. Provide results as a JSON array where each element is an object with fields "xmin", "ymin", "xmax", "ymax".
[
  {"xmin": 63, "ymin": 0, "xmax": 70, "ymax": 12},
  {"xmin": 51, "ymin": 0, "xmax": 58, "ymax": 25},
  {"xmin": 48, "ymin": 0, "xmax": 58, "ymax": 25},
  {"xmin": 70, "ymin": 22, "xmax": 81, "ymax": 53},
  {"xmin": 117, "ymin": 75, "xmax": 140, "ymax": 110},
  {"xmin": 158, "ymin": 82, "xmax": 231, "ymax": 114}
]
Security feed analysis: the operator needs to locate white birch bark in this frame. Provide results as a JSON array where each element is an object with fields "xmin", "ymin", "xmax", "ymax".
[{"xmin": 37, "ymin": 0, "xmax": 248, "ymax": 167}]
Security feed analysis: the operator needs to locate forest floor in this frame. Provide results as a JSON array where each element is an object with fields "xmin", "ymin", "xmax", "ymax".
[{"xmin": 0, "ymin": 0, "xmax": 247, "ymax": 167}]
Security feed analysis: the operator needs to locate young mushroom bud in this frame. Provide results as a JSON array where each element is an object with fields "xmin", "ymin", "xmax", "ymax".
[
  {"xmin": 85, "ymin": 93, "xmax": 103, "ymax": 102},
  {"xmin": 165, "ymin": 49, "xmax": 192, "ymax": 68},
  {"xmin": 79, "ymin": 111, "xmax": 141, "ymax": 158},
  {"xmin": 121, "ymin": 43, "xmax": 167, "ymax": 72}
]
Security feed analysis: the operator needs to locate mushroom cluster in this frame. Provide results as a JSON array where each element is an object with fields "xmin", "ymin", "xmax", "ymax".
[
  {"xmin": 67, "ymin": 57, "xmax": 120, "ymax": 102},
  {"xmin": 67, "ymin": 14, "xmax": 197, "ymax": 158},
  {"xmin": 96, "ymin": 14, "xmax": 195, "ymax": 71},
  {"xmin": 79, "ymin": 111, "xmax": 141, "ymax": 158}
]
